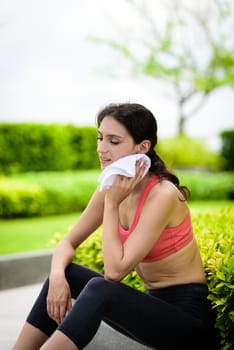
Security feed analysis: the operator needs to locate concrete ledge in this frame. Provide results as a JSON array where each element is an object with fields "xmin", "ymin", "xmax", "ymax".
[
  {"xmin": 0, "ymin": 250, "xmax": 52, "ymax": 290},
  {"xmin": 86, "ymin": 322, "xmax": 153, "ymax": 349}
]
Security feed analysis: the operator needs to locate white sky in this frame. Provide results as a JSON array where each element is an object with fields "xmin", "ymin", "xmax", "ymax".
[{"xmin": 0, "ymin": 0, "xmax": 233, "ymax": 149}]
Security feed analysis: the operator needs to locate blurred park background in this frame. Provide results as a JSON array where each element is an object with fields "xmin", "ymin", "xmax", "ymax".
[
  {"xmin": 0, "ymin": 1, "xmax": 233, "ymax": 346},
  {"xmin": 0, "ymin": 0, "xmax": 233, "ymax": 254}
]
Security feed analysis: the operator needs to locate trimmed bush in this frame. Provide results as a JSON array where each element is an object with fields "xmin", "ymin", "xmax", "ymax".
[
  {"xmin": 65, "ymin": 125, "xmax": 99, "ymax": 169},
  {"xmin": 0, "ymin": 123, "xmax": 99, "ymax": 174},
  {"xmin": 0, "ymin": 178, "xmax": 46, "ymax": 217},
  {"xmin": 0, "ymin": 123, "xmax": 227, "ymax": 174},
  {"xmin": 0, "ymin": 171, "xmax": 99, "ymax": 217},
  {"xmin": 220, "ymin": 129, "xmax": 234, "ymax": 171},
  {"xmin": 0, "ymin": 123, "xmax": 74, "ymax": 173},
  {"xmin": 50, "ymin": 206, "xmax": 234, "ymax": 349},
  {"xmin": 178, "ymin": 171, "xmax": 234, "ymax": 200},
  {"xmin": 192, "ymin": 207, "xmax": 234, "ymax": 350},
  {"xmin": 157, "ymin": 135, "xmax": 223, "ymax": 171},
  {"xmin": 0, "ymin": 170, "xmax": 233, "ymax": 217}
]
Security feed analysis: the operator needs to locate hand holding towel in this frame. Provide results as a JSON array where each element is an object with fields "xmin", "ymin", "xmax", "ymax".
[{"xmin": 98, "ymin": 154, "xmax": 151, "ymax": 191}]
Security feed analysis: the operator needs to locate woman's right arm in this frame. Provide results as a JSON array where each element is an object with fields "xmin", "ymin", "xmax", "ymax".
[{"xmin": 47, "ymin": 187, "xmax": 105, "ymax": 324}]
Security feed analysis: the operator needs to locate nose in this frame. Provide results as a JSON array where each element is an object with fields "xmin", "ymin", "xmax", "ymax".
[{"xmin": 97, "ymin": 139, "xmax": 108, "ymax": 153}]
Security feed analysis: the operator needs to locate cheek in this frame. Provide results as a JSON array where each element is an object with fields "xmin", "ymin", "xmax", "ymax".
[{"xmin": 116, "ymin": 146, "xmax": 137, "ymax": 159}]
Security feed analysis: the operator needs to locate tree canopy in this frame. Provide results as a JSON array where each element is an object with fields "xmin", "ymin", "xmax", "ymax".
[{"xmin": 90, "ymin": 0, "xmax": 234, "ymax": 134}]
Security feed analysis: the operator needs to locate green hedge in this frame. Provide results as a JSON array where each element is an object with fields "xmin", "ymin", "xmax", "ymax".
[
  {"xmin": 0, "ymin": 171, "xmax": 99, "ymax": 217},
  {"xmin": 0, "ymin": 178, "xmax": 47, "ymax": 217},
  {"xmin": 157, "ymin": 135, "xmax": 224, "ymax": 171},
  {"xmin": 0, "ymin": 123, "xmax": 74, "ymax": 173},
  {"xmin": 220, "ymin": 129, "xmax": 234, "ymax": 171},
  {"xmin": 178, "ymin": 171, "xmax": 234, "ymax": 200},
  {"xmin": 193, "ymin": 208, "xmax": 234, "ymax": 349},
  {"xmin": 66, "ymin": 125, "xmax": 99, "ymax": 169},
  {"xmin": 0, "ymin": 123, "xmax": 228, "ymax": 174},
  {"xmin": 0, "ymin": 123, "xmax": 99, "ymax": 174},
  {"xmin": 50, "ymin": 206, "xmax": 234, "ymax": 350},
  {"xmin": 0, "ymin": 170, "xmax": 233, "ymax": 217}
]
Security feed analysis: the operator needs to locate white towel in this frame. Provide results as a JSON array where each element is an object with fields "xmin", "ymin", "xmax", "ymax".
[{"xmin": 98, "ymin": 154, "xmax": 151, "ymax": 191}]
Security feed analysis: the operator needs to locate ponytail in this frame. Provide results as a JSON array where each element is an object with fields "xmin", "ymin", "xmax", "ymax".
[{"xmin": 147, "ymin": 148, "xmax": 190, "ymax": 201}]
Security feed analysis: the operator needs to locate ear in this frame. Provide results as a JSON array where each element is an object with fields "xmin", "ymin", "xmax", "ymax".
[{"xmin": 136, "ymin": 140, "xmax": 151, "ymax": 154}]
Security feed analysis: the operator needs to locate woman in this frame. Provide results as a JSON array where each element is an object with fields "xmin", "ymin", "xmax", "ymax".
[{"xmin": 13, "ymin": 103, "xmax": 218, "ymax": 350}]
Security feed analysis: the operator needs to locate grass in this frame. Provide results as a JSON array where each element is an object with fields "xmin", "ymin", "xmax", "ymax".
[
  {"xmin": 188, "ymin": 200, "xmax": 233, "ymax": 210},
  {"xmin": 0, "ymin": 212, "xmax": 80, "ymax": 254},
  {"xmin": 0, "ymin": 200, "xmax": 233, "ymax": 255}
]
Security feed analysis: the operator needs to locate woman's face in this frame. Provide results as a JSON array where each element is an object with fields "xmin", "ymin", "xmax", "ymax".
[{"xmin": 97, "ymin": 116, "xmax": 138, "ymax": 169}]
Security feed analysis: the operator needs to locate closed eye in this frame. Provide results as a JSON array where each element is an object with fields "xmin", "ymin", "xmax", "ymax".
[{"xmin": 97, "ymin": 136, "xmax": 121, "ymax": 145}]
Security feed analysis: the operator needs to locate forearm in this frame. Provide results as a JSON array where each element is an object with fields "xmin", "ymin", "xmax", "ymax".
[
  {"xmin": 102, "ymin": 200, "xmax": 125, "ymax": 280},
  {"xmin": 50, "ymin": 238, "xmax": 75, "ymax": 278}
]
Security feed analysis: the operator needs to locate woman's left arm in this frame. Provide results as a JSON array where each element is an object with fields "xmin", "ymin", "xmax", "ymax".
[{"xmin": 102, "ymin": 162, "xmax": 176, "ymax": 281}]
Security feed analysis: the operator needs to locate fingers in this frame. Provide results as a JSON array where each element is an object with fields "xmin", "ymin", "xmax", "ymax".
[
  {"xmin": 47, "ymin": 296, "xmax": 72, "ymax": 325},
  {"xmin": 59, "ymin": 301, "xmax": 68, "ymax": 324},
  {"xmin": 106, "ymin": 158, "xmax": 148, "ymax": 203},
  {"xmin": 131, "ymin": 158, "xmax": 147, "ymax": 183},
  {"xmin": 67, "ymin": 297, "xmax": 73, "ymax": 312},
  {"xmin": 137, "ymin": 158, "xmax": 148, "ymax": 170}
]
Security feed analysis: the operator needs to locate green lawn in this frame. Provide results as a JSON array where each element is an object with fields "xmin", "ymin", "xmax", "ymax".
[
  {"xmin": 0, "ymin": 200, "xmax": 233, "ymax": 255},
  {"xmin": 188, "ymin": 200, "xmax": 233, "ymax": 210},
  {"xmin": 0, "ymin": 212, "xmax": 79, "ymax": 254}
]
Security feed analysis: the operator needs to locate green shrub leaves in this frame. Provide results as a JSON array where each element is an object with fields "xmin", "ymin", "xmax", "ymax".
[
  {"xmin": 0, "ymin": 170, "xmax": 233, "ymax": 218},
  {"xmin": 0, "ymin": 124, "xmax": 99, "ymax": 174}
]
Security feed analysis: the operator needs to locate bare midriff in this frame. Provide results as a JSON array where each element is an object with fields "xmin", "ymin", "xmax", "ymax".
[{"xmin": 136, "ymin": 238, "xmax": 206, "ymax": 290}]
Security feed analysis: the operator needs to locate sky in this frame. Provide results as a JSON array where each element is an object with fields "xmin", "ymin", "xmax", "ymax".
[{"xmin": 0, "ymin": 0, "xmax": 233, "ymax": 149}]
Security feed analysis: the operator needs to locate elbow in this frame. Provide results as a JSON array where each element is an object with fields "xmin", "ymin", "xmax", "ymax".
[
  {"xmin": 104, "ymin": 267, "xmax": 126, "ymax": 282},
  {"xmin": 105, "ymin": 273, "xmax": 122, "ymax": 282}
]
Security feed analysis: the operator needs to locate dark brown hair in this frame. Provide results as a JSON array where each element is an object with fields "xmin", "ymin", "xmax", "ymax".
[{"xmin": 97, "ymin": 102, "xmax": 190, "ymax": 200}]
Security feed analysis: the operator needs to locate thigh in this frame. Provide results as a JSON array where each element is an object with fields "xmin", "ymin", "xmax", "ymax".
[
  {"xmin": 100, "ymin": 280, "xmax": 205, "ymax": 350},
  {"xmin": 65, "ymin": 263, "xmax": 103, "ymax": 298}
]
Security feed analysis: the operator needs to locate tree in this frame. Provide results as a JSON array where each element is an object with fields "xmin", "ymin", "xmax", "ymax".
[{"xmin": 90, "ymin": 0, "xmax": 234, "ymax": 135}]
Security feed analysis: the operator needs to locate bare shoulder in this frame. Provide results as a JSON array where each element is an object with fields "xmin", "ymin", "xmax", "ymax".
[
  {"xmin": 131, "ymin": 178, "xmax": 186, "ymax": 241},
  {"xmin": 148, "ymin": 178, "xmax": 181, "ymax": 203},
  {"xmin": 144, "ymin": 178, "xmax": 189, "ymax": 224}
]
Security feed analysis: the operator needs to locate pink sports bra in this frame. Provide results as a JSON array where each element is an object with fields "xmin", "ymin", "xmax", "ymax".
[{"xmin": 118, "ymin": 177, "xmax": 194, "ymax": 262}]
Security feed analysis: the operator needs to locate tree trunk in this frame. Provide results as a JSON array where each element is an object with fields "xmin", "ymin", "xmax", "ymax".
[
  {"xmin": 178, "ymin": 113, "xmax": 186, "ymax": 135},
  {"xmin": 177, "ymin": 99, "xmax": 186, "ymax": 135}
]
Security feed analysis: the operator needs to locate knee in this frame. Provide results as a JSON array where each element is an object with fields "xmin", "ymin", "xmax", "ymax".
[
  {"xmin": 84, "ymin": 277, "xmax": 110, "ymax": 299},
  {"xmin": 76, "ymin": 278, "xmax": 118, "ymax": 312},
  {"xmin": 85, "ymin": 276, "xmax": 106, "ymax": 291}
]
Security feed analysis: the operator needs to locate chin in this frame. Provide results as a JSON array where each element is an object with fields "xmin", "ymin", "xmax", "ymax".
[{"xmin": 100, "ymin": 163, "xmax": 109, "ymax": 170}]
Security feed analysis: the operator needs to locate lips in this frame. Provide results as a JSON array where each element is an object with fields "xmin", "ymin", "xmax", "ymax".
[{"xmin": 100, "ymin": 158, "xmax": 111, "ymax": 167}]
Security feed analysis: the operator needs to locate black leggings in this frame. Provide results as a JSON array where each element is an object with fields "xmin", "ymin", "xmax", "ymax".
[{"xmin": 26, "ymin": 263, "xmax": 218, "ymax": 350}]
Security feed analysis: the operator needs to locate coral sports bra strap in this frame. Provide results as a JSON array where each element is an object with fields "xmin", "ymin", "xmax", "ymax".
[{"xmin": 128, "ymin": 176, "xmax": 160, "ymax": 233}]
